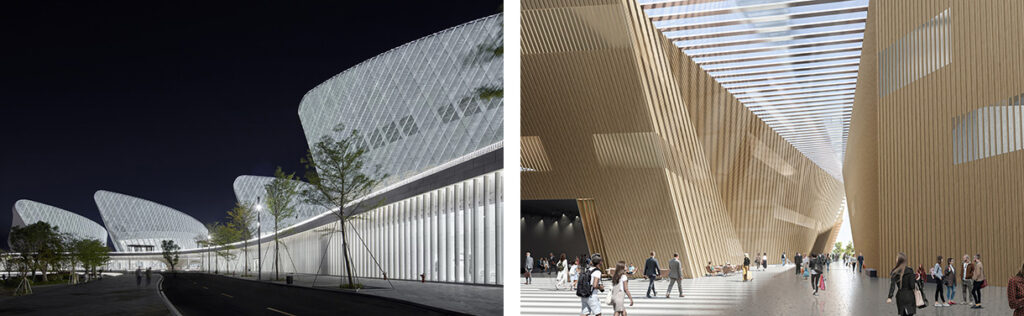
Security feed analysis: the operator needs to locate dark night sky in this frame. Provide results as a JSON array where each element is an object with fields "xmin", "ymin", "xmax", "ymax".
[{"xmin": 0, "ymin": 1, "xmax": 502, "ymax": 248}]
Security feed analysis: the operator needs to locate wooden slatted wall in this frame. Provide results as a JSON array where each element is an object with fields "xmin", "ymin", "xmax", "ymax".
[{"xmin": 847, "ymin": 0, "xmax": 1024, "ymax": 286}]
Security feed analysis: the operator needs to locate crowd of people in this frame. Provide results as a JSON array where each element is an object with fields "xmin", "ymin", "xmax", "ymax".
[
  {"xmin": 886, "ymin": 253, "xmax": 991, "ymax": 315},
  {"xmin": 523, "ymin": 249, "xmax": 1024, "ymax": 316}
]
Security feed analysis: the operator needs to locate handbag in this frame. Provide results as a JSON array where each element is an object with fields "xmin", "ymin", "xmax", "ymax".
[
  {"xmin": 981, "ymin": 279, "xmax": 989, "ymax": 288},
  {"xmin": 896, "ymin": 267, "xmax": 927, "ymax": 308},
  {"xmin": 914, "ymin": 288, "xmax": 926, "ymax": 308}
]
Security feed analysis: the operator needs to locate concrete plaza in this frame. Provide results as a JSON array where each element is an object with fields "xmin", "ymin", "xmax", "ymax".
[{"xmin": 0, "ymin": 274, "xmax": 171, "ymax": 315}]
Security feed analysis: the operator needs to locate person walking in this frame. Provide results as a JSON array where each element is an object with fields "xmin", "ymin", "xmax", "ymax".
[
  {"xmin": 135, "ymin": 267, "xmax": 142, "ymax": 288},
  {"xmin": 914, "ymin": 264, "xmax": 928, "ymax": 305},
  {"xmin": 524, "ymin": 252, "xmax": 534, "ymax": 285},
  {"xmin": 971, "ymin": 254, "xmax": 985, "ymax": 309},
  {"xmin": 556, "ymin": 253, "xmax": 569, "ymax": 290},
  {"xmin": 743, "ymin": 253, "xmax": 752, "ymax": 282},
  {"xmin": 825, "ymin": 253, "xmax": 832, "ymax": 272},
  {"xmin": 962, "ymin": 254, "xmax": 974, "ymax": 305},
  {"xmin": 754, "ymin": 254, "xmax": 761, "ymax": 271},
  {"xmin": 570, "ymin": 258, "xmax": 580, "ymax": 291},
  {"xmin": 577, "ymin": 254, "xmax": 604, "ymax": 316},
  {"xmin": 548, "ymin": 253, "xmax": 556, "ymax": 276},
  {"xmin": 1008, "ymin": 261, "xmax": 1024, "ymax": 316},
  {"xmin": 794, "ymin": 253, "xmax": 803, "ymax": 275},
  {"xmin": 644, "ymin": 252, "xmax": 660, "ymax": 298},
  {"xmin": 540, "ymin": 258, "xmax": 549, "ymax": 277},
  {"xmin": 782, "ymin": 252, "xmax": 787, "ymax": 266},
  {"xmin": 803, "ymin": 257, "xmax": 810, "ymax": 280},
  {"xmin": 810, "ymin": 254, "xmax": 823, "ymax": 296},
  {"xmin": 931, "ymin": 256, "xmax": 947, "ymax": 307},
  {"xmin": 145, "ymin": 267, "xmax": 152, "ymax": 287},
  {"xmin": 665, "ymin": 253, "xmax": 683, "ymax": 298},
  {"xmin": 887, "ymin": 252, "xmax": 918, "ymax": 316},
  {"xmin": 610, "ymin": 261, "xmax": 634, "ymax": 316},
  {"xmin": 943, "ymin": 257, "xmax": 956, "ymax": 305},
  {"xmin": 858, "ymin": 253, "xmax": 865, "ymax": 274},
  {"xmin": 761, "ymin": 253, "xmax": 768, "ymax": 271}
]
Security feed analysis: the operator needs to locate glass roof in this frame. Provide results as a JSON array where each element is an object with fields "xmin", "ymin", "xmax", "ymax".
[{"xmin": 641, "ymin": 0, "xmax": 869, "ymax": 181}]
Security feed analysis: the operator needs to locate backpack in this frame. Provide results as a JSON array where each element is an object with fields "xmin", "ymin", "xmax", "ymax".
[
  {"xmin": 576, "ymin": 267, "xmax": 597, "ymax": 297},
  {"xmin": 557, "ymin": 261, "xmax": 565, "ymax": 271}
]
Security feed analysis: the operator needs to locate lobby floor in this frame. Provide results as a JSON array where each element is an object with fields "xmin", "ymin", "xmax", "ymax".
[{"xmin": 520, "ymin": 264, "xmax": 1013, "ymax": 315}]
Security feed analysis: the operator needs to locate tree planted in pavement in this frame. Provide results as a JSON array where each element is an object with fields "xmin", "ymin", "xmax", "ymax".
[
  {"xmin": 74, "ymin": 239, "xmax": 109, "ymax": 281},
  {"xmin": 264, "ymin": 167, "xmax": 300, "ymax": 280},
  {"xmin": 227, "ymin": 202, "xmax": 256, "ymax": 276},
  {"xmin": 300, "ymin": 124, "xmax": 388, "ymax": 289},
  {"xmin": 211, "ymin": 222, "xmax": 241, "ymax": 274},
  {"xmin": 161, "ymin": 240, "xmax": 181, "ymax": 273}
]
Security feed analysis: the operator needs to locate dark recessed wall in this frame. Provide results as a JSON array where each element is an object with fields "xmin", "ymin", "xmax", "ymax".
[{"xmin": 519, "ymin": 214, "xmax": 588, "ymax": 273}]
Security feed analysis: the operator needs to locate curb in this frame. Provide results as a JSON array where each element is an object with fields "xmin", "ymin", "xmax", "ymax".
[{"xmin": 157, "ymin": 275, "xmax": 183, "ymax": 316}]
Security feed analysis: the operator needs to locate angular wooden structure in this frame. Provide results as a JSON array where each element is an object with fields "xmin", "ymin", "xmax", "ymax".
[{"xmin": 521, "ymin": 0, "xmax": 845, "ymax": 278}]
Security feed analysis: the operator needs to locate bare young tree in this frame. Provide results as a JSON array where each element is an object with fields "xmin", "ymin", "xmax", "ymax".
[
  {"xmin": 300, "ymin": 125, "xmax": 388, "ymax": 288},
  {"xmin": 264, "ymin": 167, "xmax": 300, "ymax": 281}
]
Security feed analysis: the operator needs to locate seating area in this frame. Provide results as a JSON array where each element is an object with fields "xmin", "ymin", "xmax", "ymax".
[{"xmin": 705, "ymin": 262, "xmax": 739, "ymax": 277}]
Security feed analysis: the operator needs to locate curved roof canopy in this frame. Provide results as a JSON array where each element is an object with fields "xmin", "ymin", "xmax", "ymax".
[
  {"xmin": 298, "ymin": 14, "xmax": 504, "ymax": 191},
  {"xmin": 233, "ymin": 175, "xmax": 329, "ymax": 234},
  {"xmin": 639, "ymin": 0, "xmax": 869, "ymax": 180},
  {"xmin": 94, "ymin": 190, "xmax": 207, "ymax": 252},
  {"xmin": 11, "ymin": 199, "xmax": 108, "ymax": 246}
]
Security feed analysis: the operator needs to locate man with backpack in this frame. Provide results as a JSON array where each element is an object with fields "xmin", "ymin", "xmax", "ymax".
[
  {"xmin": 810, "ymin": 254, "xmax": 824, "ymax": 296},
  {"xmin": 577, "ymin": 254, "xmax": 605, "ymax": 316}
]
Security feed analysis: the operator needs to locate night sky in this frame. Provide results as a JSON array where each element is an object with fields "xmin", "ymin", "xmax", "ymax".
[{"xmin": 0, "ymin": 1, "xmax": 502, "ymax": 248}]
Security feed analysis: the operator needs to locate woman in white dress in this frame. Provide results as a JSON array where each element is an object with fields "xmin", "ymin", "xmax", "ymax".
[
  {"xmin": 569, "ymin": 257, "xmax": 580, "ymax": 290},
  {"xmin": 610, "ymin": 261, "xmax": 634, "ymax": 315},
  {"xmin": 555, "ymin": 253, "xmax": 568, "ymax": 290}
]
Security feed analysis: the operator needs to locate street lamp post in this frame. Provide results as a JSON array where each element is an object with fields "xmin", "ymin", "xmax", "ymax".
[
  {"xmin": 257, "ymin": 197, "xmax": 262, "ymax": 281},
  {"xmin": 207, "ymin": 234, "xmax": 211, "ymax": 274}
]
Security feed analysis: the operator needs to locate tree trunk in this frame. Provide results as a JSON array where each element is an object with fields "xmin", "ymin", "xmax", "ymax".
[
  {"xmin": 274, "ymin": 221, "xmax": 279, "ymax": 281},
  {"xmin": 340, "ymin": 218, "xmax": 354, "ymax": 287},
  {"xmin": 243, "ymin": 240, "xmax": 248, "ymax": 276}
]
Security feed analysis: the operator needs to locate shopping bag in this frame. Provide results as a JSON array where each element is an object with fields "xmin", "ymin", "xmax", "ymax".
[
  {"xmin": 803, "ymin": 268, "xmax": 810, "ymax": 277},
  {"xmin": 914, "ymin": 289, "xmax": 927, "ymax": 308},
  {"xmin": 819, "ymin": 275, "xmax": 826, "ymax": 290}
]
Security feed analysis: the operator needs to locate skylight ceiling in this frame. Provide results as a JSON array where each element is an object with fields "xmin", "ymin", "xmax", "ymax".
[{"xmin": 640, "ymin": 0, "xmax": 868, "ymax": 181}]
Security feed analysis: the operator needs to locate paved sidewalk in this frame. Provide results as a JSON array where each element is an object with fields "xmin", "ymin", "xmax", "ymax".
[
  {"xmin": 223, "ymin": 273, "xmax": 503, "ymax": 315},
  {"xmin": 0, "ymin": 274, "xmax": 171, "ymax": 315}
]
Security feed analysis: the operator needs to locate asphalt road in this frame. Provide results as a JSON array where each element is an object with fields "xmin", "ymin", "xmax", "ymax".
[{"xmin": 161, "ymin": 273, "xmax": 465, "ymax": 316}]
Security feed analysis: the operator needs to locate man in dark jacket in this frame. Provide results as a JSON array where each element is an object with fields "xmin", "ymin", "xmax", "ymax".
[
  {"xmin": 810, "ymin": 254, "xmax": 824, "ymax": 295},
  {"xmin": 794, "ymin": 253, "xmax": 803, "ymax": 275},
  {"xmin": 857, "ymin": 253, "xmax": 865, "ymax": 273},
  {"xmin": 645, "ymin": 251, "xmax": 660, "ymax": 298}
]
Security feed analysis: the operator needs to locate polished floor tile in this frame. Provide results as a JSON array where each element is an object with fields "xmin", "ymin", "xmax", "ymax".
[{"xmin": 520, "ymin": 264, "xmax": 1014, "ymax": 315}]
